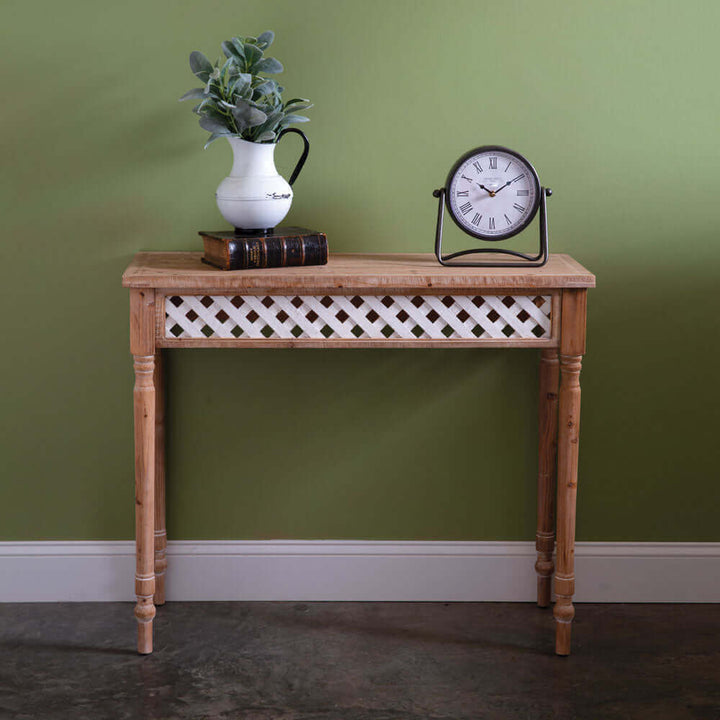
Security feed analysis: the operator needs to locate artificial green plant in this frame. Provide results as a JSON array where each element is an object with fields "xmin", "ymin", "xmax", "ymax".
[{"xmin": 180, "ymin": 31, "xmax": 312, "ymax": 148}]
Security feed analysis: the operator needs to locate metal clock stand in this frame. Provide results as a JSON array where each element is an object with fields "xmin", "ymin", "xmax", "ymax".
[{"xmin": 433, "ymin": 186, "xmax": 552, "ymax": 268}]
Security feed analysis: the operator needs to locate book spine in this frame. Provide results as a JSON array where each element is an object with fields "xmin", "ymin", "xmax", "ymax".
[
  {"xmin": 227, "ymin": 235, "xmax": 328, "ymax": 270},
  {"xmin": 202, "ymin": 236, "xmax": 230, "ymax": 269}
]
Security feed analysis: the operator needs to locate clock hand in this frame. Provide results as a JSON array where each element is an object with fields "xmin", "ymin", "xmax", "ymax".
[
  {"xmin": 477, "ymin": 183, "xmax": 496, "ymax": 197},
  {"xmin": 493, "ymin": 181, "xmax": 512, "ymax": 195}
]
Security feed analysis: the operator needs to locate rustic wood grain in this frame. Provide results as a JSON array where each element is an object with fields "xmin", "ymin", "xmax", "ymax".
[
  {"xmin": 123, "ymin": 253, "xmax": 593, "ymax": 657},
  {"xmin": 130, "ymin": 289, "xmax": 156, "ymax": 654},
  {"xmin": 553, "ymin": 289, "xmax": 587, "ymax": 656},
  {"xmin": 153, "ymin": 350, "xmax": 167, "ymax": 606},
  {"xmin": 536, "ymin": 348, "xmax": 559, "ymax": 608},
  {"xmin": 123, "ymin": 252, "xmax": 595, "ymax": 292}
]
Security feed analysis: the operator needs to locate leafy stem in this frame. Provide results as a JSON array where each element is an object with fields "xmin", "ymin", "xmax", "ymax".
[{"xmin": 180, "ymin": 31, "xmax": 312, "ymax": 146}]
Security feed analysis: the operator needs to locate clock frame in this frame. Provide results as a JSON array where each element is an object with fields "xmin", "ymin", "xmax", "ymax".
[
  {"xmin": 433, "ymin": 145, "xmax": 551, "ymax": 268},
  {"xmin": 445, "ymin": 145, "xmax": 541, "ymax": 241}
]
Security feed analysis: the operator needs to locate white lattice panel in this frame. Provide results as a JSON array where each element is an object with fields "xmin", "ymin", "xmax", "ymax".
[{"xmin": 164, "ymin": 294, "xmax": 552, "ymax": 341}]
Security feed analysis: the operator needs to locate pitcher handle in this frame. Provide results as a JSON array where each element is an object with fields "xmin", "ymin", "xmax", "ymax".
[{"xmin": 277, "ymin": 128, "xmax": 310, "ymax": 186}]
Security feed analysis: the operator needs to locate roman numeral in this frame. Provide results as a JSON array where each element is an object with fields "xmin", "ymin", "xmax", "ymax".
[
  {"xmin": 517, "ymin": 189, "xmax": 529, "ymax": 196},
  {"xmin": 471, "ymin": 213, "xmax": 482, "ymax": 226},
  {"xmin": 510, "ymin": 174, "xmax": 525, "ymax": 183},
  {"xmin": 461, "ymin": 174, "xmax": 473, "ymax": 183},
  {"xmin": 489, "ymin": 157, "xmax": 498, "ymax": 170},
  {"xmin": 513, "ymin": 203, "xmax": 525, "ymax": 212},
  {"xmin": 459, "ymin": 201, "xmax": 473, "ymax": 215},
  {"xmin": 504, "ymin": 161, "xmax": 512, "ymax": 172},
  {"xmin": 473, "ymin": 161, "xmax": 483, "ymax": 173},
  {"xmin": 504, "ymin": 214, "xmax": 512, "ymax": 226},
  {"xmin": 456, "ymin": 190, "xmax": 469, "ymax": 197},
  {"xmin": 488, "ymin": 217, "xmax": 495, "ymax": 230}
]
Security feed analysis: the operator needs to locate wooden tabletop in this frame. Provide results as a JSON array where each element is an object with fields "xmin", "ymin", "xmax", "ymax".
[{"xmin": 122, "ymin": 252, "xmax": 595, "ymax": 293}]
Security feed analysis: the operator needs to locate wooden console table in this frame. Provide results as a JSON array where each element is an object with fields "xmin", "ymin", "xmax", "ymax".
[{"xmin": 122, "ymin": 252, "xmax": 595, "ymax": 655}]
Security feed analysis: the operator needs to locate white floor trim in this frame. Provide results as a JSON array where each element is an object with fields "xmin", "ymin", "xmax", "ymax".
[{"xmin": 0, "ymin": 540, "xmax": 718, "ymax": 603}]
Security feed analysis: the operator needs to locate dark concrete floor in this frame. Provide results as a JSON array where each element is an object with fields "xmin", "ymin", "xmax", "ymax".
[{"xmin": 0, "ymin": 602, "xmax": 718, "ymax": 720}]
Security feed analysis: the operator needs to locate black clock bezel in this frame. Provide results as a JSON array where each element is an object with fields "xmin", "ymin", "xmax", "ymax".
[{"xmin": 444, "ymin": 145, "xmax": 541, "ymax": 242}]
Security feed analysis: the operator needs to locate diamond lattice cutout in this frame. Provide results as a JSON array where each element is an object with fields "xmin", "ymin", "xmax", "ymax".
[{"xmin": 165, "ymin": 295, "xmax": 552, "ymax": 340}]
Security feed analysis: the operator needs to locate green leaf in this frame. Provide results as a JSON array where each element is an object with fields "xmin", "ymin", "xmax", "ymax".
[
  {"xmin": 243, "ymin": 42, "xmax": 263, "ymax": 71},
  {"xmin": 253, "ymin": 109, "xmax": 283, "ymax": 136},
  {"xmin": 199, "ymin": 115, "xmax": 231, "ymax": 134},
  {"xmin": 257, "ymin": 31, "xmax": 274, "ymax": 49},
  {"xmin": 254, "ymin": 79, "xmax": 279, "ymax": 97},
  {"xmin": 192, "ymin": 97, "xmax": 213, "ymax": 114},
  {"xmin": 179, "ymin": 87, "xmax": 207, "ymax": 102},
  {"xmin": 231, "ymin": 37, "xmax": 246, "ymax": 60},
  {"xmin": 255, "ymin": 130, "xmax": 276, "ymax": 142},
  {"xmin": 221, "ymin": 40, "xmax": 245, "ymax": 64},
  {"xmin": 189, "ymin": 51, "xmax": 213, "ymax": 81},
  {"xmin": 283, "ymin": 101, "xmax": 313, "ymax": 112},
  {"xmin": 204, "ymin": 105, "xmax": 233, "ymax": 126},
  {"xmin": 283, "ymin": 97, "xmax": 309, "ymax": 108},
  {"xmin": 281, "ymin": 113, "xmax": 310, "ymax": 124},
  {"xmin": 221, "ymin": 41, "xmax": 235, "ymax": 59},
  {"xmin": 220, "ymin": 56, "xmax": 233, "ymax": 80},
  {"xmin": 229, "ymin": 72, "xmax": 252, "ymax": 97},
  {"xmin": 232, "ymin": 98, "xmax": 267, "ymax": 131},
  {"xmin": 204, "ymin": 132, "xmax": 225, "ymax": 149},
  {"xmin": 254, "ymin": 57, "xmax": 283, "ymax": 74}
]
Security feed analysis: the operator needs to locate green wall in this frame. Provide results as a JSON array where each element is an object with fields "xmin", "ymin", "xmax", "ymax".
[{"xmin": 2, "ymin": 0, "xmax": 718, "ymax": 541}]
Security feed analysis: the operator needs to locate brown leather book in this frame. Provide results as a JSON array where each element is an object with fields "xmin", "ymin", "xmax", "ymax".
[{"xmin": 200, "ymin": 228, "xmax": 328, "ymax": 270}]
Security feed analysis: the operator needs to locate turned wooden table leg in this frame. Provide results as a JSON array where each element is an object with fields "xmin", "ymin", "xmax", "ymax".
[
  {"xmin": 536, "ymin": 349, "xmax": 559, "ymax": 608},
  {"xmin": 153, "ymin": 350, "xmax": 167, "ymax": 606},
  {"xmin": 131, "ymin": 290, "xmax": 156, "ymax": 654},
  {"xmin": 554, "ymin": 289, "xmax": 587, "ymax": 656}
]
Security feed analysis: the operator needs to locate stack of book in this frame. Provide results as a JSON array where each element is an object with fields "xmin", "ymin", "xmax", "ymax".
[{"xmin": 200, "ymin": 227, "xmax": 328, "ymax": 271}]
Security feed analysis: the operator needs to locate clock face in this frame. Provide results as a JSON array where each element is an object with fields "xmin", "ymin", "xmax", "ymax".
[{"xmin": 446, "ymin": 146, "xmax": 541, "ymax": 241}]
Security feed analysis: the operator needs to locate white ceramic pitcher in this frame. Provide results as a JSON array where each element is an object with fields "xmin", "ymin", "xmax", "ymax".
[{"xmin": 215, "ymin": 128, "xmax": 309, "ymax": 232}]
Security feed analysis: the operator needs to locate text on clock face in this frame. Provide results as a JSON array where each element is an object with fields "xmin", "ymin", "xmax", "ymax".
[{"xmin": 448, "ymin": 151, "xmax": 536, "ymax": 236}]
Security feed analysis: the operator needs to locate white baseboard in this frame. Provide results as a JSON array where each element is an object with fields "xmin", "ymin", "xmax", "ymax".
[{"xmin": 0, "ymin": 540, "xmax": 718, "ymax": 603}]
